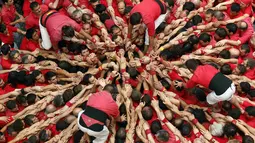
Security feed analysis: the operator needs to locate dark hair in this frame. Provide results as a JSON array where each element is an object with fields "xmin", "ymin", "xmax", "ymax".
[
  {"xmin": 26, "ymin": 93, "xmax": 37, "ymax": 105},
  {"xmin": 237, "ymin": 64, "xmax": 246, "ymax": 75},
  {"xmin": 24, "ymin": 74, "xmax": 35, "ymax": 86},
  {"xmin": 56, "ymin": 120, "xmax": 69, "ymax": 131},
  {"xmin": 58, "ymin": 61, "xmax": 72, "ymax": 72},
  {"xmin": 58, "ymin": 40, "xmax": 67, "ymax": 49},
  {"xmin": 141, "ymin": 106, "xmax": 153, "ymax": 120},
  {"xmin": 228, "ymin": 108, "xmax": 241, "ymax": 119},
  {"xmin": 26, "ymin": 28, "xmax": 36, "ymax": 39},
  {"xmin": 223, "ymin": 123, "xmax": 237, "ymax": 138},
  {"xmin": 53, "ymin": 95, "xmax": 64, "ymax": 107},
  {"xmin": 124, "ymin": 6, "xmax": 133, "ymax": 15},
  {"xmin": 192, "ymin": 87, "xmax": 206, "ymax": 102},
  {"xmin": 130, "ymin": 12, "xmax": 142, "ymax": 25},
  {"xmin": 99, "ymin": 13, "xmax": 110, "ymax": 23},
  {"xmin": 1, "ymin": 44, "xmax": 11, "ymax": 55},
  {"xmin": 205, "ymin": 9, "xmax": 214, "ymax": 15},
  {"xmin": 94, "ymin": 4, "xmax": 106, "ymax": 14},
  {"xmin": 243, "ymin": 135, "xmax": 254, "ymax": 143},
  {"xmin": 215, "ymin": 28, "xmax": 227, "ymax": 39},
  {"xmin": 192, "ymin": 15, "xmax": 202, "ymax": 25},
  {"xmin": 28, "ymin": 135, "xmax": 38, "ymax": 143},
  {"xmin": 160, "ymin": 79, "xmax": 171, "ymax": 90},
  {"xmin": 220, "ymin": 64, "xmax": 232, "ymax": 75},
  {"xmin": 16, "ymin": 94, "xmax": 27, "ymax": 105},
  {"xmin": 156, "ymin": 22, "xmax": 167, "ymax": 34},
  {"xmin": 109, "ymin": 25, "xmax": 119, "ymax": 34},
  {"xmin": 156, "ymin": 130, "xmax": 170, "ymax": 142},
  {"xmin": 62, "ymin": 25, "xmax": 75, "ymax": 37},
  {"xmin": 68, "ymin": 42, "xmax": 81, "ymax": 54},
  {"xmin": 0, "ymin": 23, "xmax": 6, "ymax": 33},
  {"xmin": 222, "ymin": 101, "xmax": 232, "ymax": 112},
  {"xmin": 158, "ymin": 96, "xmax": 168, "ymax": 110},
  {"xmin": 127, "ymin": 67, "xmax": 138, "ymax": 79},
  {"xmin": 32, "ymin": 70, "xmax": 41, "ymax": 78},
  {"xmin": 6, "ymin": 100, "xmax": 17, "ymax": 110},
  {"xmin": 180, "ymin": 122, "xmax": 192, "ymax": 136},
  {"xmin": 241, "ymin": 44, "xmax": 250, "ymax": 53},
  {"xmin": 226, "ymin": 23, "xmax": 238, "ymax": 34},
  {"xmin": 240, "ymin": 82, "xmax": 251, "ymax": 93},
  {"xmin": 131, "ymin": 89, "xmax": 141, "ymax": 102},
  {"xmin": 245, "ymin": 106, "xmax": 255, "ymax": 116},
  {"xmin": 199, "ymin": 33, "xmax": 211, "ymax": 43},
  {"xmin": 81, "ymin": 74, "xmax": 93, "ymax": 85},
  {"xmin": 185, "ymin": 59, "xmax": 200, "ymax": 71},
  {"xmin": 247, "ymin": 58, "xmax": 255, "ymax": 69},
  {"xmin": 24, "ymin": 114, "xmax": 36, "ymax": 126},
  {"xmin": 151, "ymin": 120, "xmax": 162, "ymax": 134},
  {"xmin": 188, "ymin": 35, "xmax": 199, "ymax": 45},
  {"xmin": 63, "ymin": 89, "xmax": 74, "ymax": 103},
  {"xmin": 191, "ymin": 108, "xmax": 207, "ymax": 123},
  {"xmin": 45, "ymin": 71, "xmax": 56, "ymax": 81},
  {"xmin": 73, "ymin": 84, "xmax": 83, "ymax": 95},
  {"xmin": 116, "ymin": 127, "xmax": 126, "ymax": 139},
  {"xmin": 165, "ymin": 0, "xmax": 174, "ymax": 7},
  {"xmin": 89, "ymin": 0, "xmax": 99, "ymax": 3},
  {"xmin": 183, "ymin": 2, "xmax": 195, "ymax": 11},
  {"xmin": 30, "ymin": 1, "xmax": 39, "ymax": 10},
  {"xmin": 181, "ymin": 42, "xmax": 194, "ymax": 54},
  {"xmin": 219, "ymin": 49, "xmax": 231, "ymax": 59},
  {"xmin": 141, "ymin": 94, "xmax": 151, "ymax": 106},
  {"xmin": 231, "ymin": 3, "xmax": 241, "ymax": 12},
  {"xmin": 39, "ymin": 130, "xmax": 49, "ymax": 142},
  {"xmin": 13, "ymin": 119, "xmax": 24, "ymax": 132},
  {"xmin": 119, "ymin": 103, "xmax": 126, "ymax": 115}
]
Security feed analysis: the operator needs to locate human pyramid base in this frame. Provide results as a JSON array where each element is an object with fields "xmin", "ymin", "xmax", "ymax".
[{"xmin": 0, "ymin": 0, "xmax": 255, "ymax": 142}]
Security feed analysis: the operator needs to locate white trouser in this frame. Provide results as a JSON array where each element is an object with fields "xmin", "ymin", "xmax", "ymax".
[
  {"xmin": 77, "ymin": 111, "xmax": 109, "ymax": 143},
  {"xmin": 39, "ymin": 19, "xmax": 52, "ymax": 50},
  {"xmin": 206, "ymin": 83, "xmax": 236, "ymax": 105},
  {"xmin": 144, "ymin": 13, "xmax": 167, "ymax": 45}
]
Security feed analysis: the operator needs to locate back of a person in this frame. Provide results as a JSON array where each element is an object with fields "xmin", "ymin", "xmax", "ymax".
[{"xmin": 193, "ymin": 65, "xmax": 219, "ymax": 88}]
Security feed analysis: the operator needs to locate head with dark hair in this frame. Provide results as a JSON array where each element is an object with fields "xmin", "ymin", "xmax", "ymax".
[
  {"xmin": 62, "ymin": 25, "xmax": 75, "ymax": 37},
  {"xmin": 131, "ymin": 89, "xmax": 141, "ymax": 102},
  {"xmin": 13, "ymin": 119, "xmax": 25, "ymax": 132},
  {"xmin": 24, "ymin": 114, "xmax": 39, "ymax": 126},
  {"xmin": 220, "ymin": 63, "xmax": 232, "ymax": 75},
  {"xmin": 127, "ymin": 67, "xmax": 138, "ymax": 79},
  {"xmin": 124, "ymin": 6, "xmax": 133, "ymax": 18},
  {"xmin": 184, "ymin": 21, "xmax": 194, "ymax": 29},
  {"xmin": 110, "ymin": 25, "xmax": 121, "ymax": 36},
  {"xmin": 103, "ymin": 84, "xmax": 118, "ymax": 96},
  {"xmin": 24, "ymin": 74, "xmax": 35, "ymax": 86},
  {"xmin": 151, "ymin": 120, "xmax": 162, "ymax": 134},
  {"xmin": 63, "ymin": 89, "xmax": 74, "ymax": 103},
  {"xmin": 214, "ymin": 10, "xmax": 225, "ymax": 21},
  {"xmin": 116, "ymin": 127, "xmax": 126, "ymax": 139},
  {"xmin": 222, "ymin": 101, "xmax": 232, "ymax": 112},
  {"xmin": 219, "ymin": 49, "xmax": 231, "ymax": 59},
  {"xmin": 191, "ymin": 108, "xmax": 207, "ymax": 123},
  {"xmin": 141, "ymin": 94, "xmax": 151, "ymax": 106},
  {"xmin": 205, "ymin": 9, "xmax": 214, "ymax": 22},
  {"xmin": 247, "ymin": 89, "xmax": 255, "ymax": 100},
  {"xmin": 0, "ymin": 23, "xmax": 6, "ymax": 33},
  {"xmin": 215, "ymin": 28, "xmax": 227, "ymax": 41},
  {"xmin": 230, "ymin": 3, "xmax": 241, "ymax": 15},
  {"xmin": 39, "ymin": 129, "xmax": 51, "ymax": 142},
  {"xmin": 73, "ymin": 84, "xmax": 83, "ymax": 95},
  {"xmin": 56, "ymin": 120, "xmax": 69, "ymax": 131},
  {"xmin": 188, "ymin": 35, "xmax": 199, "ymax": 46},
  {"xmin": 6, "ymin": 100, "xmax": 18, "ymax": 111},
  {"xmin": 240, "ymin": 44, "xmax": 250, "ymax": 57},
  {"xmin": 53, "ymin": 95, "xmax": 65, "ymax": 107},
  {"xmin": 185, "ymin": 59, "xmax": 200, "ymax": 72},
  {"xmin": 99, "ymin": 13, "xmax": 111, "ymax": 23},
  {"xmin": 160, "ymin": 79, "xmax": 171, "ymax": 90},
  {"xmin": 89, "ymin": 0, "xmax": 100, "ymax": 8},
  {"xmin": 223, "ymin": 123, "xmax": 237, "ymax": 138},
  {"xmin": 30, "ymin": 2, "xmax": 43, "ymax": 15},
  {"xmin": 94, "ymin": 4, "xmax": 106, "ymax": 14},
  {"xmin": 156, "ymin": 22, "xmax": 167, "ymax": 34},
  {"xmin": 243, "ymin": 135, "xmax": 254, "ymax": 143},
  {"xmin": 26, "ymin": 28, "xmax": 39, "ymax": 41},
  {"xmin": 156, "ymin": 130, "xmax": 170, "ymax": 142},
  {"xmin": 240, "ymin": 82, "xmax": 251, "ymax": 93},
  {"xmin": 226, "ymin": 23, "xmax": 238, "ymax": 35},
  {"xmin": 199, "ymin": 33, "xmax": 211, "ymax": 46},
  {"xmin": 192, "ymin": 87, "xmax": 206, "ymax": 102},
  {"xmin": 3, "ymin": 0, "xmax": 13, "ymax": 5},
  {"xmin": 45, "ymin": 71, "xmax": 57, "ymax": 84},
  {"xmin": 7, "ymin": 125, "xmax": 17, "ymax": 137},
  {"xmin": 58, "ymin": 40, "xmax": 68, "ymax": 53},
  {"xmin": 181, "ymin": 42, "xmax": 194, "ymax": 54},
  {"xmin": 9, "ymin": 50, "xmax": 22, "ymax": 63},
  {"xmin": 82, "ymin": 13, "xmax": 92, "ymax": 24},
  {"xmin": 130, "ymin": 12, "xmax": 142, "ymax": 25},
  {"xmin": 245, "ymin": 106, "xmax": 255, "ymax": 117},
  {"xmin": 68, "ymin": 42, "xmax": 81, "ymax": 54},
  {"xmin": 32, "ymin": 70, "xmax": 45, "ymax": 83},
  {"xmin": 58, "ymin": 61, "xmax": 72, "ymax": 73},
  {"xmin": 16, "ymin": 94, "xmax": 28, "ymax": 106},
  {"xmin": 1, "ymin": 44, "xmax": 11, "ymax": 55},
  {"xmin": 228, "ymin": 108, "xmax": 241, "ymax": 119},
  {"xmin": 192, "ymin": 15, "xmax": 202, "ymax": 25},
  {"xmin": 233, "ymin": 64, "xmax": 246, "ymax": 75},
  {"xmin": 180, "ymin": 122, "xmax": 192, "ymax": 136},
  {"xmin": 81, "ymin": 74, "xmax": 95, "ymax": 85},
  {"xmin": 142, "ymin": 106, "xmax": 153, "ymax": 120},
  {"xmin": 112, "ymin": 34, "xmax": 124, "ymax": 46},
  {"xmin": 119, "ymin": 103, "xmax": 126, "ymax": 115},
  {"xmin": 183, "ymin": 2, "xmax": 195, "ymax": 11},
  {"xmin": 28, "ymin": 135, "xmax": 38, "ymax": 143}
]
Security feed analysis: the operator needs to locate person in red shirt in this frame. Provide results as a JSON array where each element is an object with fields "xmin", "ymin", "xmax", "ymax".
[
  {"xmin": 225, "ymin": 3, "xmax": 244, "ymax": 19},
  {"xmin": 128, "ymin": 0, "xmax": 167, "ymax": 52},
  {"xmin": 185, "ymin": 59, "xmax": 242, "ymax": 111},
  {"xmin": 20, "ymin": 28, "xmax": 40, "ymax": 52},
  {"xmin": 22, "ymin": 0, "xmax": 42, "ymax": 17},
  {"xmin": 25, "ymin": 2, "xmax": 48, "ymax": 29},
  {"xmin": 1, "ymin": 0, "xmax": 25, "ymax": 25},
  {"xmin": 0, "ymin": 24, "xmax": 25, "ymax": 45},
  {"xmin": 77, "ymin": 88, "xmax": 120, "ymax": 143},
  {"xmin": 0, "ymin": 44, "xmax": 14, "ymax": 69}
]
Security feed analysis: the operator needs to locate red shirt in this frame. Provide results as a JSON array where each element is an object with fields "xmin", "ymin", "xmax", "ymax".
[
  {"xmin": 226, "ymin": 4, "xmax": 244, "ymax": 19},
  {"xmin": 0, "ymin": 25, "xmax": 17, "ymax": 45},
  {"xmin": 87, "ymin": 91, "xmax": 119, "ymax": 118},
  {"xmin": 0, "ymin": 57, "xmax": 12, "ymax": 69},
  {"xmin": 23, "ymin": 0, "xmax": 42, "ymax": 17},
  {"xmin": 46, "ymin": 124, "xmax": 60, "ymax": 136},
  {"xmin": 186, "ymin": 65, "xmax": 219, "ymax": 88},
  {"xmin": 0, "ymin": 84, "xmax": 15, "ymax": 95},
  {"xmin": 1, "ymin": 5, "xmax": 16, "ymax": 25},
  {"xmin": 130, "ymin": 0, "xmax": 162, "ymax": 36},
  {"xmin": 20, "ymin": 38, "xmax": 40, "ymax": 51},
  {"xmin": 25, "ymin": 5, "xmax": 48, "ymax": 29},
  {"xmin": 44, "ymin": 0, "xmax": 64, "ymax": 9},
  {"xmin": 238, "ymin": 17, "xmax": 254, "ymax": 44},
  {"xmin": 244, "ymin": 68, "xmax": 255, "ymax": 79},
  {"xmin": 45, "ymin": 12, "xmax": 82, "ymax": 48},
  {"xmin": 0, "ymin": 73, "xmax": 9, "ymax": 82}
]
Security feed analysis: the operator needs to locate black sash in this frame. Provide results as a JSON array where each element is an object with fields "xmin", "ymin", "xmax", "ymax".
[
  {"xmin": 40, "ymin": 10, "xmax": 58, "ymax": 27},
  {"xmin": 79, "ymin": 106, "xmax": 108, "ymax": 132},
  {"xmin": 155, "ymin": 0, "xmax": 167, "ymax": 14},
  {"xmin": 209, "ymin": 72, "xmax": 232, "ymax": 95}
]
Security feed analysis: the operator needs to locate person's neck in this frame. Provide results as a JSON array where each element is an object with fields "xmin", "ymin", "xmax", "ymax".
[
  {"xmin": 3, "ymin": 55, "xmax": 9, "ymax": 59},
  {"xmin": 5, "ymin": 4, "xmax": 11, "ymax": 8}
]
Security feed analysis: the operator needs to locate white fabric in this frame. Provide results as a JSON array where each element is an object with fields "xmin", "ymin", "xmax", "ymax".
[
  {"xmin": 206, "ymin": 83, "xmax": 236, "ymax": 105},
  {"xmin": 77, "ymin": 111, "xmax": 109, "ymax": 143},
  {"xmin": 39, "ymin": 19, "xmax": 52, "ymax": 50},
  {"xmin": 144, "ymin": 13, "xmax": 167, "ymax": 45}
]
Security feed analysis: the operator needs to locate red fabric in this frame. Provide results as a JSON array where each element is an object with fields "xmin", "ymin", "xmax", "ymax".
[
  {"xmin": 47, "ymin": 124, "xmax": 60, "ymax": 136},
  {"xmin": 86, "ymin": 91, "xmax": 119, "ymax": 118},
  {"xmin": 37, "ymin": 111, "xmax": 47, "ymax": 120},
  {"xmin": 0, "ymin": 57, "xmax": 12, "ymax": 69},
  {"xmin": 161, "ymin": 124, "xmax": 179, "ymax": 143},
  {"xmin": 214, "ymin": 136, "xmax": 229, "ymax": 143},
  {"xmin": 186, "ymin": 65, "xmax": 219, "ymax": 88},
  {"xmin": 226, "ymin": 4, "xmax": 244, "ymax": 19},
  {"xmin": 0, "ymin": 73, "xmax": 9, "ymax": 82},
  {"xmin": 44, "ymin": 0, "xmax": 64, "ymax": 9},
  {"xmin": 23, "ymin": 0, "xmax": 42, "ymax": 17},
  {"xmin": 0, "ymin": 85, "xmax": 15, "ymax": 95},
  {"xmin": 45, "ymin": 12, "xmax": 82, "ymax": 48},
  {"xmin": 0, "ymin": 25, "xmax": 17, "ymax": 45},
  {"xmin": 25, "ymin": 4, "xmax": 48, "ymax": 29},
  {"xmin": 246, "ymin": 118, "xmax": 255, "ymax": 128},
  {"xmin": 105, "ymin": 19, "xmax": 115, "ymax": 30},
  {"xmin": 130, "ymin": 0, "xmax": 162, "ymax": 36},
  {"xmin": 241, "ymin": 4, "xmax": 253, "ymax": 16},
  {"xmin": 244, "ymin": 68, "xmax": 255, "ymax": 79},
  {"xmin": 1, "ymin": 5, "xmax": 16, "ymax": 25},
  {"xmin": 238, "ymin": 17, "xmax": 254, "ymax": 44},
  {"xmin": 20, "ymin": 37, "xmax": 40, "ymax": 51},
  {"xmin": 129, "ymin": 79, "xmax": 139, "ymax": 87}
]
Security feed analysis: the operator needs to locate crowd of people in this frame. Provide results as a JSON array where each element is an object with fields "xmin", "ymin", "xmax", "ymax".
[{"xmin": 0, "ymin": 0, "xmax": 255, "ymax": 142}]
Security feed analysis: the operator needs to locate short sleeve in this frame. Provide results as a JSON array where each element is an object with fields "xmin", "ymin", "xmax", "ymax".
[{"xmin": 147, "ymin": 22, "xmax": 155, "ymax": 36}]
